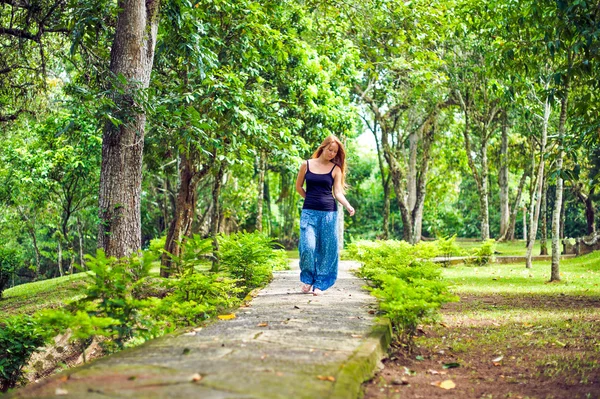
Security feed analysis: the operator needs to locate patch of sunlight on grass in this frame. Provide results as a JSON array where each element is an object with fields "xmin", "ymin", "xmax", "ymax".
[
  {"xmin": 286, "ymin": 249, "xmax": 299, "ymax": 259},
  {"xmin": 3, "ymin": 272, "xmax": 90, "ymax": 298},
  {"xmin": 1, "ymin": 272, "xmax": 90, "ymax": 316},
  {"xmin": 456, "ymin": 240, "xmax": 541, "ymax": 256},
  {"xmin": 443, "ymin": 251, "xmax": 600, "ymax": 296}
]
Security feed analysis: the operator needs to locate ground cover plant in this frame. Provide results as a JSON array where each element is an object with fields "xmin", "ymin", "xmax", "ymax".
[
  {"xmin": 0, "ymin": 232, "xmax": 285, "ymax": 392},
  {"xmin": 347, "ymin": 240, "xmax": 458, "ymax": 346},
  {"xmin": 363, "ymin": 250, "xmax": 600, "ymax": 399}
]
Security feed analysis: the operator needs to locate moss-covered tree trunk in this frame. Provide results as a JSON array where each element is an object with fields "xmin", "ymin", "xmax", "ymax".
[
  {"xmin": 161, "ymin": 153, "xmax": 209, "ymax": 277},
  {"xmin": 97, "ymin": 0, "xmax": 160, "ymax": 258}
]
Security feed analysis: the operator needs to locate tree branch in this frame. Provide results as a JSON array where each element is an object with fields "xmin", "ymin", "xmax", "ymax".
[{"xmin": 0, "ymin": 27, "xmax": 40, "ymax": 42}]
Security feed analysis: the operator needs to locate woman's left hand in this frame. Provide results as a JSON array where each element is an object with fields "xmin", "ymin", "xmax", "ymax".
[{"xmin": 346, "ymin": 205, "xmax": 355, "ymax": 216}]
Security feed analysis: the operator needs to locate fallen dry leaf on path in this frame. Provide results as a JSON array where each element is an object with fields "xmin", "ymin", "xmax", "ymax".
[
  {"xmin": 317, "ymin": 375, "xmax": 336, "ymax": 382},
  {"xmin": 191, "ymin": 373, "xmax": 202, "ymax": 382},
  {"xmin": 218, "ymin": 314, "xmax": 236, "ymax": 320},
  {"xmin": 257, "ymin": 322, "xmax": 268, "ymax": 327},
  {"xmin": 431, "ymin": 380, "xmax": 456, "ymax": 390}
]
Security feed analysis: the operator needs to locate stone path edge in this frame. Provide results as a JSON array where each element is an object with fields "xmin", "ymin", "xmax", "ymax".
[{"xmin": 330, "ymin": 319, "xmax": 392, "ymax": 399}]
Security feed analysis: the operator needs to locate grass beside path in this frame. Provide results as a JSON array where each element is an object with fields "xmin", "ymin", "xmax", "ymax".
[
  {"xmin": 1, "ymin": 273, "xmax": 89, "ymax": 316},
  {"xmin": 363, "ymin": 251, "xmax": 600, "ymax": 399},
  {"xmin": 457, "ymin": 239, "xmax": 542, "ymax": 257}
]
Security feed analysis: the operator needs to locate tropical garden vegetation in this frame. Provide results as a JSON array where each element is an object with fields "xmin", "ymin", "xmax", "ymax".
[{"xmin": 1, "ymin": 0, "xmax": 599, "ymax": 394}]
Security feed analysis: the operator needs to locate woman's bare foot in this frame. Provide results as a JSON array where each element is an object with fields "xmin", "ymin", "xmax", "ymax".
[{"xmin": 301, "ymin": 283, "xmax": 312, "ymax": 294}]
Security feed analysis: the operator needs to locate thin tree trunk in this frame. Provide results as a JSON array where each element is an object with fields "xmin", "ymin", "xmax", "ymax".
[
  {"xmin": 523, "ymin": 207, "xmax": 527, "ymax": 243},
  {"xmin": 161, "ymin": 153, "xmax": 209, "ymax": 277},
  {"xmin": 407, "ymin": 130, "xmax": 418, "ymax": 212},
  {"xmin": 498, "ymin": 112, "xmax": 510, "ymax": 240},
  {"xmin": 456, "ymin": 90, "xmax": 496, "ymax": 241},
  {"xmin": 526, "ymin": 97, "xmax": 550, "ymax": 268},
  {"xmin": 211, "ymin": 162, "xmax": 225, "ymax": 272},
  {"xmin": 411, "ymin": 118, "xmax": 435, "ymax": 243},
  {"xmin": 57, "ymin": 239, "xmax": 64, "ymax": 277},
  {"xmin": 540, "ymin": 172, "xmax": 548, "ymax": 255},
  {"xmin": 480, "ymin": 147, "xmax": 490, "ymax": 241},
  {"xmin": 382, "ymin": 180, "xmax": 390, "ymax": 239},
  {"xmin": 28, "ymin": 226, "xmax": 42, "ymax": 279},
  {"xmin": 97, "ymin": 0, "xmax": 161, "ymax": 258},
  {"xmin": 551, "ymin": 80, "xmax": 569, "ymax": 282},
  {"xmin": 77, "ymin": 216, "xmax": 85, "ymax": 270},
  {"xmin": 574, "ymin": 189, "xmax": 596, "ymax": 236},
  {"xmin": 255, "ymin": 150, "xmax": 266, "ymax": 232},
  {"xmin": 584, "ymin": 196, "xmax": 596, "ymax": 235},
  {"xmin": 508, "ymin": 170, "xmax": 528, "ymax": 241},
  {"xmin": 374, "ymin": 124, "xmax": 390, "ymax": 239}
]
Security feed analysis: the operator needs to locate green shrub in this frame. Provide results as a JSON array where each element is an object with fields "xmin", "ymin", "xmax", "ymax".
[
  {"xmin": 466, "ymin": 239, "xmax": 496, "ymax": 266},
  {"xmin": 0, "ymin": 315, "xmax": 51, "ymax": 392},
  {"xmin": 348, "ymin": 240, "xmax": 458, "ymax": 348},
  {"xmin": 218, "ymin": 232, "xmax": 278, "ymax": 292},
  {"xmin": 149, "ymin": 272, "xmax": 242, "ymax": 327},
  {"xmin": 269, "ymin": 249, "xmax": 291, "ymax": 271},
  {"xmin": 435, "ymin": 235, "xmax": 464, "ymax": 267},
  {"xmin": 80, "ymin": 250, "xmax": 157, "ymax": 349},
  {"xmin": 164, "ymin": 234, "xmax": 214, "ymax": 276},
  {"xmin": 371, "ymin": 274, "xmax": 457, "ymax": 340},
  {"xmin": 0, "ymin": 247, "xmax": 20, "ymax": 299}
]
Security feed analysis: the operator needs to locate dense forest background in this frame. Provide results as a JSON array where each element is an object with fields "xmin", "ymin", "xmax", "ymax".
[{"xmin": 1, "ymin": 0, "xmax": 599, "ymax": 286}]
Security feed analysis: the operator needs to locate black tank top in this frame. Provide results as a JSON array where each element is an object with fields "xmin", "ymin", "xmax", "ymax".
[{"xmin": 302, "ymin": 160, "xmax": 337, "ymax": 212}]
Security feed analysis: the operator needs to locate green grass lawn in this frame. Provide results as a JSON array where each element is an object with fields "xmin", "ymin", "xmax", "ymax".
[
  {"xmin": 366, "ymin": 249, "xmax": 600, "ymax": 398},
  {"xmin": 457, "ymin": 239, "xmax": 542, "ymax": 256},
  {"xmin": 443, "ymin": 250, "xmax": 600, "ymax": 295},
  {"xmin": 285, "ymin": 249, "xmax": 299, "ymax": 259},
  {"xmin": 1, "ymin": 272, "xmax": 90, "ymax": 316}
]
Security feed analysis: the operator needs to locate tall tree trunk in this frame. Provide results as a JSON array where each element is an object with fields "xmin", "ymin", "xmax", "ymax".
[
  {"xmin": 551, "ymin": 81, "xmax": 569, "ymax": 282},
  {"xmin": 374, "ymin": 125, "xmax": 390, "ymax": 239},
  {"xmin": 540, "ymin": 176, "xmax": 548, "ymax": 255},
  {"xmin": 382, "ymin": 180, "xmax": 390, "ymax": 239},
  {"xmin": 255, "ymin": 150, "xmax": 266, "ymax": 232},
  {"xmin": 161, "ymin": 153, "xmax": 208, "ymax": 277},
  {"xmin": 584, "ymin": 196, "xmax": 596, "ymax": 235},
  {"xmin": 27, "ymin": 225, "xmax": 42, "ymax": 279},
  {"xmin": 480, "ymin": 140, "xmax": 490, "ymax": 241},
  {"xmin": 407, "ymin": 130, "xmax": 418, "ymax": 212},
  {"xmin": 77, "ymin": 216, "xmax": 85, "ymax": 270},
  {"xmin": 411, "ymin": 119, "xmax": 435, "ymax": 243},
  {"xmin": 211, "ymin": 162, "xmax": 225, "ymax": 272},
  {"xmin": 526, "ymin": 97, "xmax": 550, "ymax": 268},
  {"xmin": 380, "ymin": 124, "xmax": 413, "ymax": 242},
  {"xmin": 498, "ymin": 112, "xmax": 510, "ymax": 240},
  {"xmin": 382, "ymin": 115, "xmax": 436, "ymax": 244},
  {"xmin": 265, "ymin": 172, "xmax": 272, "ymax": 236},
  {"xmin": 97, "ymin": 0, "xmax": 161, "ymax": 258},
  {"xmin": 456, "ymin": 90, "xmax": 497, "ymax": 241},
  {"xmin": 573, "ymin": 189, "xmax": 596, "ymax": 236},
  {"xmin": 508, "ymin": 170, "xmax": 528, "ymax": 241},
  {"xmin": 522, "ymin": 207, "xmax": 527, "ymax": 243},
  {"xmin": 57, "ymin": 239, "xmax": 64, "ymax": 277}
]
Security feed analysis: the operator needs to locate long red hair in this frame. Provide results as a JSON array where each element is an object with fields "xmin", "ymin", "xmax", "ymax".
[{"xmin": 312, "ymin": 135, "xmax": 348, "ymax": 192}]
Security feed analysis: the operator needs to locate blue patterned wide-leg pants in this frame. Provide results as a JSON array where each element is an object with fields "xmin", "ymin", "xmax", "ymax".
[{"xmin": 299, "ymin": 209, "xmax": 339, "ymax": 291}]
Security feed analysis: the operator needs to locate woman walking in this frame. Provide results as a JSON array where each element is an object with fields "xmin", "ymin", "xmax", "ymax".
[{"xmin": 295, "ymin": 135, "xmax": 355, "ymax": 296}]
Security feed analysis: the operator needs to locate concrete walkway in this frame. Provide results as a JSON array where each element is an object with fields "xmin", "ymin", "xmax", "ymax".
[{"xmin": 9, "ymin": 260, "xmax": 391, "ymax": 399}]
